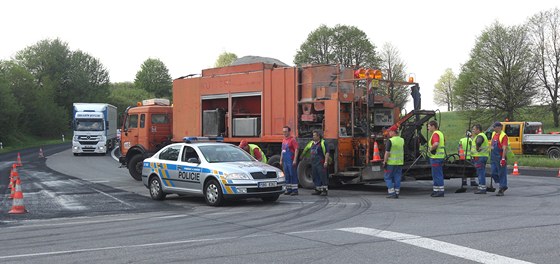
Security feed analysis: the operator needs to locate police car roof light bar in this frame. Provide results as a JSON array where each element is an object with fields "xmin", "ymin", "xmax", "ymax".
[{"xmin": 183, "ymin": 136, "xmax": 224, "ymax": 143}]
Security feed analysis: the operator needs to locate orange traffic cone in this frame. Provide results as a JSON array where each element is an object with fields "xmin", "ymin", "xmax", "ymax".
[
  {"xmin": 38, "ymin": 148, "xmax": 45, "ymax": 158},
  {"xmin": 371, "ymin": 142, "xmax": 381, "ymax": 162},
  {"xmin": 16, "ymin": 152, "xmax": 23, "ymax": 167},
  {"xmin": 9, "ymin": 178, "xmax": 26, "ymax": 214},
  {"xmin": 9, "ymin": 164, "xmax": 20, "ymax": 199},
  {"xmin": 458, "ymin": 145, "xmax": 465, "ymax": 160},
  {"xmin": 512, "ymin": 161, "xmax": 519, "ymax": 176}
]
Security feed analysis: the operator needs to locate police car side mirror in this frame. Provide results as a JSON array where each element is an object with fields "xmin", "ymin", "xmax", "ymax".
[{"xmin": 187, "ymin": 157, "xmax": 200, "ymax": 164}]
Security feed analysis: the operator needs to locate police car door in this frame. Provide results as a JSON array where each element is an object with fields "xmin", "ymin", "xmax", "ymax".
[
  {"xmin": 156, "ymin": 144, "xmax": 183, "ymax": 190},
  {"xmin": 180, "ymin": 146, "xmax": 204, "ymax": 192}
]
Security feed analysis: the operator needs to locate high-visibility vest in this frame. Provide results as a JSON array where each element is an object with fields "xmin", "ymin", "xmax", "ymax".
[
  {"xmin": 248, "ymin": 144, "xmax": 267, "ymax": 163},
  {"xmin": 471, "ymin": 133, "xmax": 489, "ymax": 158},
  {"xmin": 429, "ymin": 130, "xmax": 446, "ymax": 159},
  {"xmin": 459, "ymin": 137, "xmax": 472, "ymax": 159},
  {"xmin": 387, "ymin": 136, "xmax": 404, "ymax": 165},
  {"xmin": 302, "ymin": 139, "xmax": 332, "ymax": 164},
  {"xmin": 490, "ymin": 131, "xmax": 514, "ymax": 160}
]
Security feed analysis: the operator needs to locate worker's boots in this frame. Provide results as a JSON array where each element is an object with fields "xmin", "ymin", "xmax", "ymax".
[
  {"xmin": 312, "ymin": 189, "xmax": 322, "ymax": 195},
  {"xmin": 320, "ymin": 190, "xmax": 328, "ymax": 196}
]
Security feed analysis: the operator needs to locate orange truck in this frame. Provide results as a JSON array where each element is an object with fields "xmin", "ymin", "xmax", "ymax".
[{"xmin": 120, "ymin": 62, "xmax": 474, "ymax": 186}]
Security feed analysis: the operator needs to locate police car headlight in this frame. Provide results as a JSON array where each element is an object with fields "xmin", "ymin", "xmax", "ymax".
[
  {"xmin": 225, "ymin": 173, "xmax": 252, "ymax": 180},
  {"xmin": 277, "ymin": 171, "xmax": 285, "ymax": 180}
]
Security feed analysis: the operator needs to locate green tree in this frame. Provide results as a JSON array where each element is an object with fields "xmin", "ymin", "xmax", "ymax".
[
  {"xmin": 15, "ymin": 39, "xmax": 110, "ymax": 109},
  {"xmin": 0, "ymin": 61, "xmax": 23, "ymax": 141},
  {"xmin": 134, "ymin": 58, "xmax": 172, "ymax": 98},
  {"xmin": 294, "ymin": 24, "xmax": 379, "ymax": 68},
  {"xmin": 458, "ymin": 22, "xmax": 537, "ymax": 120},
  {"xmin": 378, "ymin": 42, "xmax": 409, "ymax": 110},
  {"xmin": 108, "ymin": 82, "xmax": 155, "ymax": 125},
  {"xmin": 214, "ymin": 52, "xmax": 238, "ymax": 67},
  {"xmin": 434, "ymin": 68, "xmax": 457, "ymax": 111},
  {"xmin": 528, "ymin": 8, "xmax": 560, "ymax": 127}
]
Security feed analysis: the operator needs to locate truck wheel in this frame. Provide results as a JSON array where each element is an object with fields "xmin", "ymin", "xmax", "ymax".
[
  {"xmin": 149, "ymin": 176, "xmax": 166, "ymax": 201},
  {"xmin": 297, "ymin": 158, "xmax": 314, "ymax": 189},
  {"xmin": 128, "ymin": 154, "xmax": 144, "ymax": 181},
  {"xmin": 548, "ymin": 147, "xmax": 560, "ymax": 160},
  {"xmin": 204, "ymin": 179, "xmax": 224, "ymax": 206},
  {"xmin": 267, "ymin": 155, "xmax": 281, "ymax": 170}
]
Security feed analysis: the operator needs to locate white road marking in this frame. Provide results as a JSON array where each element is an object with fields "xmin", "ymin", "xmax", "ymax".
[
  {"xmin": 339, "ymin": 227, "xmax": 534, "ymax": 264},
  {"xmin": 111, "ymin": 147, "xmax": 120, "ymax": 161},
  {"xmin": 89, "ymin": 187, "xmax": 134, "ymax": 208},
  {"xmin": 0, "ymin": 233, "xmax": 270, "ymax": 260},
  {"xmin": 155, "ymin": 214, "xmax": 188, "ymax": 219},
  {"xmin": 91, "ymin": 180, "xmax": 111, "ymax": 183},
  {"xmin": 40, "ymin": 189, "xmax": 87, "ymax": 211},
  {"xmin": 0, "ymin": 226, "xmax": 536, "ymax": 263}
]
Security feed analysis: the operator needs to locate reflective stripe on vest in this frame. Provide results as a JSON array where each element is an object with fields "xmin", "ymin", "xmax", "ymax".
[
  {"xmin": 248, "ymin": 144, "xmax": 267, "ymax": 163},
  {"xmin": 387, "ymin": 136, "xmax": 404, "ymax": 165},
  {"xmin": 429, "ymin": 130, "xmax": 446, "ymax": 159},
  {"xmin": 471, "ymin": 133, "xmax": 489, "ymax": 158}
]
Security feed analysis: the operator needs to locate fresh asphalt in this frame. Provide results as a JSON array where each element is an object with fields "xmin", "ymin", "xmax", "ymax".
[{"xmin": 0, "ymin": 145, "xmax": 559, "ymax": 263}]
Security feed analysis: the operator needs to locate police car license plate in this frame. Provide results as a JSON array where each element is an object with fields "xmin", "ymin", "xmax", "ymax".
[{"xmin": 258, "ymin": 181, "xmax": 277, "ymax": 188}]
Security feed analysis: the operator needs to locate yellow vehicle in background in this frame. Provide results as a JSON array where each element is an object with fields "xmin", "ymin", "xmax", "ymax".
[{"xmin": 486, "ymin": 121, "xmax": 560, "ymax": 159}]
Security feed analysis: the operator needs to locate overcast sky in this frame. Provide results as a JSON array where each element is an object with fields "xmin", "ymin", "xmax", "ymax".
[{"xmin": 1, "ymin": 0, "xmax": 558, "ymax": 112}]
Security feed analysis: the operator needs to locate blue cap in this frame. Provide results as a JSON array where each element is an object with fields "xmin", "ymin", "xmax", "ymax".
[{"xmin": 493, "ymin": 122, "xmax": 503, "ymax": 127}]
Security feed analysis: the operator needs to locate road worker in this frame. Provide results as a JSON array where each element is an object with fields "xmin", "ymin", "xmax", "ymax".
[
  {"xmin": 458, "ymin": 136, "xmax": 478, "ymax": 187},
  {"xmin": 279, "ymin": 126, "xmax": 299, "ymax": 196},
  {"xmin": 301, "ymin": 130, "xmax": 330, "ymax": 196},
  {"xmin": 471, "ymin": 124, "xmax": 489, "ymax": 194},
  {"xmin": 428, "ymin": 120, "xmax": 446, "ymax": 197},
  {"xmin": 490, "ymin": 122, "xmax": 509, "ymax": 196},
  {"xmin": 382, "ymin": 125, "xmax": 404, "ymax": 199},
  {"xmin": 239, "ymin": 140, "xmax": 267, "ymax": 163}
]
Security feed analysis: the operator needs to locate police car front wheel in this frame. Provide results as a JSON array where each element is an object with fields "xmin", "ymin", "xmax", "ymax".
[
  {"xmin": 204, "ymin": 179, "xmax": 224, "ymax": 206},
  {"xmin": 149, "ymin": 176, "xmax": 166, "ymax": 201}
]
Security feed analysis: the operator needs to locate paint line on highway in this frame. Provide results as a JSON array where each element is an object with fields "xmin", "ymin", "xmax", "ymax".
[
  {"xmin": 91, "ymin": 180, "xmax": 111, "ymax": 183},
  {"xmin": 339, "ymin": 227, "xmax": 534, "ymax": 264},
  {"xmin": 89, "ymin": 186, "xmax": 134, "ymax": 208},
  {"xmin": 155, "ymin": 214, "xmax": 188, "ymax": 219},
  {"xmin": 0, "ymin": 234, "xmax": 266, "ymax": 260},
  {"xmin": 279, "ymin": 201, "xmax": 358, "ymax": 205}
]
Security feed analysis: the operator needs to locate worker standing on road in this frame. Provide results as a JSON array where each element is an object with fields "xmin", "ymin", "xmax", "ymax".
[
  {"xmin": 428, "ymin": 120, "xmax": 446, "ymax": 197},
  {"xmin": 458, "ymin": 136, "xmax": 478, "ymax": 187},
  {"xmin": 471, "ymin": 124, "xmax": 489, "ymax": 194},
  {"xmin": 301, "ymin": 131, "xmax": 330, "ymax": 196},
  {"xmin": 239, "ymin": 140, "xmax": 267, "ymax": 163},
  {"xmin": 490, "ymin": 122, "xmax": 509, "ymax": 196},
  {"xmin": 280, "ymin": 126, "xmax": 299, "ymax": 196},
  {"xmin": 382, "ymin": 125, "xmax": 404, "ymax": 199}
]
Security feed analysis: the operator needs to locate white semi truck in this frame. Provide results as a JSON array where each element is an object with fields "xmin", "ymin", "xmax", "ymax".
[{"xmin": 72, "ymin": 103, "xmax": 117, "ymax": 155}]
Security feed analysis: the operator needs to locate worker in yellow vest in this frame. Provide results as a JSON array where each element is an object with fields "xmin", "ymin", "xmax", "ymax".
[
  {"xmin": 382, "ymin": 125, "xmax": 404, "ymax": 199},
  {"xmin": 458, "ymin": 136, "xmax": 478, "ymax": 188},
  {"xmin": 428, "ymin": 120, "xmax": 446, "ymax": 197},
  {"xmin": 490, "ymin": 122, "xmax": 509, "ymax": 196},
  {"xmin": 301, "ymin": 131, "xmax": 331, "ymax": 196},
  {"xmin": 471, "ymin": 124, "xmax": 489, "ymax": 194},
  {"xmin": 239, "ymin": 140, "xmax": 267, "ymax": 163}
]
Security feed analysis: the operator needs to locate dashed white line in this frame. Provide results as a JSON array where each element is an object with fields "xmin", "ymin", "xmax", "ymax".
[{"xmin": 339, "ymin": 227, "xmax": 534, "ymax": 264}]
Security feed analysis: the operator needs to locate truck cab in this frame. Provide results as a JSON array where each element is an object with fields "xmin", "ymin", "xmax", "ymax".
[
  {"xmin": 120, "ymin": 99, "xmax": 173, "ymax": 180},
  {"xmin": 72, "ymin": 103, "xmax": 117, "ymax": 155}
]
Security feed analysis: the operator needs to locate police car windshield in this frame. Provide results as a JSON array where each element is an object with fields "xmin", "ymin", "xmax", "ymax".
[{"xmin": 198, "ymin": 145, "xmax": 255, "ymax": 163}]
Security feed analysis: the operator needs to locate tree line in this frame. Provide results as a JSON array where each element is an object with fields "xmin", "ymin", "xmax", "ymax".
[
  {"xmin": 0, "ymin": 38, "xmax": 172, "ymax": 143},
  {"xmin": 434, "ymin": 8, "xmax": 560, "ymax": 127}
]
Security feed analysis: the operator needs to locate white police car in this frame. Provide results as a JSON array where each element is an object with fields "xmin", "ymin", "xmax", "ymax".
[{"xmin": 142, "ymin": 137, "xmax": 285, "ymax": 206}]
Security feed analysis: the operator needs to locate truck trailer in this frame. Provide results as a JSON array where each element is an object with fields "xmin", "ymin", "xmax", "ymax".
[
  {"xmin": 120, "ymin": 63, "xmax": 474, "ymax": 186},
  {"xmin": 72, "ymin": 103, "xmax": 117, "ymax": 155}
]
